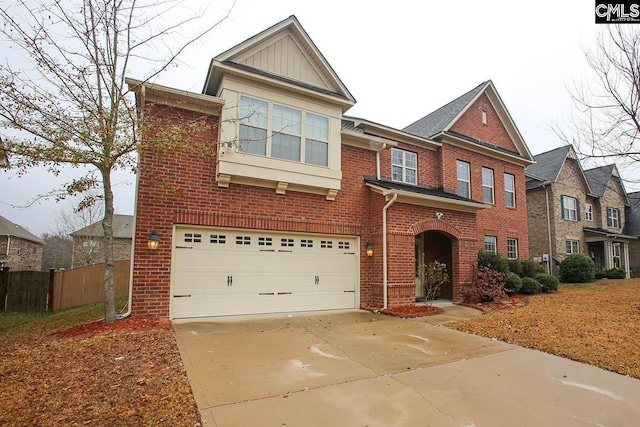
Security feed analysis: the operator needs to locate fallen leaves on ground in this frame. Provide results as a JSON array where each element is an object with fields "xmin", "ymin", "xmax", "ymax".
[
  {"xmin": 450, "ymin": 280, "xmax": 640, "ymax": 379},
  {"xmin": 0, "ymin": 317, "xmax": 201, "ymax": 427}
]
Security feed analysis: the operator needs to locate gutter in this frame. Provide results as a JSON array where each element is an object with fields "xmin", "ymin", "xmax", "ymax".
[
  {"xmin": 382, "ymin": 192, "xmax": 398, "ymax": 308},
  {"xmin": 543, "ymin": 183, "xmax": 553, "ymax": 274},
  {"xmin": 376, "ymin": 143, "xmax": 387, "ymax": 180}
]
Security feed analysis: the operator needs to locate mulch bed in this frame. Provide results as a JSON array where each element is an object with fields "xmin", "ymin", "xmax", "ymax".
[
  {"xmin": 41, "ymin": 317, "xmax": 171, "ymax": 342},
  {"xmin": 365, "ymin": 304, "xmax": 444, "ymax": 318},
  {"xmin": 456, "ymin": 293, "xmax": 529, "ymax": 313}
]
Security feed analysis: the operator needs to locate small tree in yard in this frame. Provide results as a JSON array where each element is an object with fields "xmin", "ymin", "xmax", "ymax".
[
  {"xmin": 0, "ymin": 1, "xmax": 231, "ymax": 323},
  {"xmin": 419, "ymin": 260, "xmax": 449, "ymax": 307}
]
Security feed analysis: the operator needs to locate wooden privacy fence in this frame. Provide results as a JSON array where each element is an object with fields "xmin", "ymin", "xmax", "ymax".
[
  {"xmin": 0, "ymin": 268, "xmax": 53, "ymax": 312},
  {"xmin": 52, "ymin": 260, "xmax": 130, "ymax": 312}
]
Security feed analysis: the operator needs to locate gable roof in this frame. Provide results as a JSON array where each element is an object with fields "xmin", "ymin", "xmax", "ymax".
[
  {"xmin": 525, "ymin": 145, "xmax": 593, "ymax": 192},
  {"xmin": 402, "ymin": 80, "xmax": 533, "ymax": 163},
  {"xmin": 583, "ymin": 164, "xmax": 626, "ymax": 199},
  {"xmin": 203, "ymin": 15, "xmax": 355, "ymax": 111},
  {"xmin": 70, "ymin": 214, "xmax": 134, "ymax": 239},
  {"xmin": 0, "ymin": 215, "xmax": 44, "ymax": 245}
]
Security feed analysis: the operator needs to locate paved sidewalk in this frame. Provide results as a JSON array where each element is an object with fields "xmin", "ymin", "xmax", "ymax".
[{"xmin": 174, "ymin": 306, "xmax": 640, "ymax": 426}]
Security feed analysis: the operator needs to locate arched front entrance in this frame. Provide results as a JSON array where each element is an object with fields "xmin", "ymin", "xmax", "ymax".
[{"xmin": 415, "ymin": 231, "xmax": 454, "ymax": 299}]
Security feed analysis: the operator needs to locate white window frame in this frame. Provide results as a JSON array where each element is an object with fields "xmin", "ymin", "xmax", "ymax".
[
  {"xmin": 504, "ymin": 173, "xmax": 516, "ymax": 208},
  {"xmin": 238, "ymin": 95, "xmax": 329, "ymax": 167},
  {"xmin": 507, "ymin": 238, "xmax": 518, "ymax": 259},
  {"xmin": 457, "ymin": 160, "xmax": 470, "ymax": 198},
  {"xmin": 612, "ymin": 243, "xmax": 622, "ymax": 268},
  {"xmin": 391, "ymin": 148, "xmax": 417, "ymax": 185},
  {"xmin": 482, "ymin": 167, "xmax": 494, "ymax": 204},
  {"xmin": 585, "ymin": 203, "xmax": 593, "ymax": 221},
  {"xmin": 562, "ymin": 196, "xmax": 578, "ymax": 221},
  {"xmin": 484, "ymin": 236, "xmax": 497, "ymax": 254},
  {"xmin": 607, "ymin": 207, "xmax": 620, "ymax": 228},
  {"xmin": 566, "ymin": 240, "xmax": 580, "ymax": 254}
]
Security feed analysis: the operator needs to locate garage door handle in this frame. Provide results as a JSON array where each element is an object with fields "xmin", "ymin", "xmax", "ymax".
[
  {"xmin": 314, "ymin": 275, "xmax": 319, "ymax": 285},
  {"xmin": 227, "ymin": 276, "xmax": 233, "ymax": 286}
]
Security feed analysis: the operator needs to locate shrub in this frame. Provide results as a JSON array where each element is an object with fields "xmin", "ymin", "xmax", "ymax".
[
  {"xmin": 559, "ymin": 253, "xmax": 596, "ymax": 283},
  {"xmin": 520, "ymin": 259, "xmax": 545, "ymax": 278},
  {"xmin": 505, "ymin": 273, "xmax": 523, "ymax": 293},
  {"xmin": 507, "ymin": 259, "xmax": 523, "ymax": 277},
  {"xmin": 478, "ymin": 251, "xmax": 510, "ymax": 274},
  {"xmin": 472, "ymin": 266, "xmax": 507, "ymax": 302},
  {"xmin": 521, "ymin": 277, "xmax": 542, "ymax": 294},
  {"xmin": 534, "ymin": 273, "xmax": 559, "ymax": 292},
  {"xmin": 595, "ymin": 268, "xmax": 627, "ymax": 280}
]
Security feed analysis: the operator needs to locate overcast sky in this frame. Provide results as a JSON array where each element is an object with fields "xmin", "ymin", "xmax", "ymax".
[{"xmin": 0, "ymin": 0, "xmax": 616, "ymax": 235}]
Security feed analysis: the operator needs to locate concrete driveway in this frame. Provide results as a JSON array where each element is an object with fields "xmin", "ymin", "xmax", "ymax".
[{"xmin": 174, "ymin": 306, "xmax": 640, "ymax": 426}]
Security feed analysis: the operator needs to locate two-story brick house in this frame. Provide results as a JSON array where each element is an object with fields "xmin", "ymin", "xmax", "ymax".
[
  {"xmin": 525, "ymin": 145, "xmax": 634, "ymax": 276},
  {"xmin": 70, "ymin": 214, "xmax": 133, "ymax": 268},
  {"xmin": 128, "ymin": 16, "xmax": 534, "ymax": 319},
  {"xmin": 0, "ymin": 215, "xmax": 44, "ymax": 271}
]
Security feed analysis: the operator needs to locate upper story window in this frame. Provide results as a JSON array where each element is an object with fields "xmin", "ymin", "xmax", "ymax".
[
  {"xmin": 457, "ymin": 160, "xmax": 470, "ymax": 198},
  {"xmin": 562, "ymin": 196, "xmax": 578, "ymax": 221},
  {"xmin": 585, "ymin": 203, "xmax": 593, "ymax": 221},
  {"xmin": 238, "ymin": 95, "xmax": 329, "ymax": 167},
  {"xmin": 504, "ymin": 173, "xmax": 515, "ymax": 208},
  {"xmin": 607, "ymin": 207, "xmax": 621, "ymax": 228},
  {"xmin": 482, "ymin": 167, "xmax": 494, "ymax": 204},
  {"xmin": 484, "ymin": 236, "xmax": 497, "ymax": 254},
  {"xmin": 392, "ymin": 148, "xmax": 417, "ymax": 185}
]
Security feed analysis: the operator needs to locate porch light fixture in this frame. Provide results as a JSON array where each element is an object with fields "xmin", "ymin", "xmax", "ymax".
[
  {"xmin": 148, "ymin": 231, "xmax": 160, "ymax": 250},
  {"xmin": 365, "ymin": 241, "xmax": 374, "ymax": 257}
]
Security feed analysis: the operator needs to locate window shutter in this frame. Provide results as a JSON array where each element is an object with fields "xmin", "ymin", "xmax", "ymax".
[
  {"xmin": 576, "ymin": 199, "xmax": 581, "ymax": 221},
  {"xmin": 561, "ymin": 196, "xmax": 566, "ymax": 219},
  {"xmin": 607, "ymin": 209, "xmax": 612, "ymax": 227}
]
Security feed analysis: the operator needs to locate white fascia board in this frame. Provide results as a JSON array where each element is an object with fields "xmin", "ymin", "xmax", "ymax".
[{"xmin": 366, "ymin": 183, "xmax": 489, "ymax": 213}]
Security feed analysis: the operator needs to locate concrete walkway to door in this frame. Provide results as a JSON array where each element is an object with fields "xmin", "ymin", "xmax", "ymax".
[{"xmin": 174, "ymin": 306, "xmax": 640, "ymax": 426}]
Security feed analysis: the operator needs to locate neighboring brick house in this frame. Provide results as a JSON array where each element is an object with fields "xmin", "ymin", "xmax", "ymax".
[
  {"xmin": 0, "ymin": 215, "xmax": 44, "ymax": 271},
  {"xmin": 128, "ymin": 16, "xmax": 534, "ymax": 319},
  {"xmin": 525, "ymin": 145, "xmax": 634, "ymax": 276},
  {"xmin": 70, "ymin": 214, "xmax": 133, "ymax": 268}
]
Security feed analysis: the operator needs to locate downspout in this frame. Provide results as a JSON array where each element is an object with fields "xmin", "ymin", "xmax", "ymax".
[
  {"xmin": 376, "ymin": 143, "xmax": 387, "ymax": 180},
  {"xmin": 382, "ymin": 192, "xmax": 398, "ymax": 308},
  {"xmin": 544, "ymin": 184, "xmax": 553, "ymax": 275},
  {"xmin": 120, "ymin": 84, "xmax": 146, "ymax": 319}
]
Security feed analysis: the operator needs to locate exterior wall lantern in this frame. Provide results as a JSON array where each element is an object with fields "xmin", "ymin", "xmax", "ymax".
[
  {"xmin": 148, "ymin": 231, "xmax": 160, "ymax": 250},
  {"xmin": 365, "ymin": 241, "xmax": 374, "ymax": 257}
]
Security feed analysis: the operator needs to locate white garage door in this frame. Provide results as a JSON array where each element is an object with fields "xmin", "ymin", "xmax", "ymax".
[{"xmin": 171, "ymin": 227, "xmax": 359, "ymax": 319}]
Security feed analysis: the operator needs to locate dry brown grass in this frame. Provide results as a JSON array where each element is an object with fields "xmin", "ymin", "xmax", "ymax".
[{"xmin": 450, "ymin": 279, "xmax": 640, "ymax": 379}]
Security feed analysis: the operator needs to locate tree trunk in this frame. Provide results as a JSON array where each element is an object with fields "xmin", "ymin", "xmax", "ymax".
[{"xmin": 101, "ymin": 167, "xmax": 116, "ymax": 323}]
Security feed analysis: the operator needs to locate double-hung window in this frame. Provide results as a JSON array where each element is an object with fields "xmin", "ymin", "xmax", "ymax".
[
  {"xmin": 457, "ymin": 160, "xmax": 470, "ymax": 198},
  {"xmin": 507, "ymin": 238, "xmax": 518, "ymax": 259},
  {"xmin": 607, "ymin": 207, "xmax": 621, "ymax": 228},
  {"xmin": 482, "ymin": 167, "xmax": 494, "ymax": 204},
  {"xmin": 484, "ymin": 236, "xmax": 497, "ymax": 254},
  {"xmin": 585, "ymin": 203, "xmax": 593, "ymax": 221},
  {"xmin": 238, "ymin": 95, "xmax": 329, "ymax": 167},
  {"xmin": 562, "ymin": 196, "xmax": 578, "ymax": 221},
  {"xmin": 391, "ymin": 148, "xmax": 417, "ymax": 184},
  {"xmin": 504, "ymin": 173, "xmax": 515, "ymax": 208},
  {"xmin": 566, "ymin": 240, "xmax": 579, "ymax": 254}
]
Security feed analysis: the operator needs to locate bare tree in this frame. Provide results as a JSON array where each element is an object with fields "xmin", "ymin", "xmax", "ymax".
[
  {"xmin": 0, "ymin": 0, "xmax": 231, "ymax": 322},
  {"xmin": 555, "ymin": 25, "xmax": 640, "ymax": 175}
]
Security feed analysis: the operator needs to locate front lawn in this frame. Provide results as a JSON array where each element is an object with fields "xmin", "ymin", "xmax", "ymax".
[
  {"xmin": 0, "ymin": 303, "xmax": 200, "ymax": 426},
  {"xmin": 450, "ymin": 279, "xmax": 640, "ymax": 379}
]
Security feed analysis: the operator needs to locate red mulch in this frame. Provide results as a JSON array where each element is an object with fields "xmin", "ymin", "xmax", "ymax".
[
  {"xmin": 42, "ymin": 317, "xmax": 171, "ymax": 342},
  {"xmin": 366, "ymin": 304, "xmax": 444, "ymax": 318}
]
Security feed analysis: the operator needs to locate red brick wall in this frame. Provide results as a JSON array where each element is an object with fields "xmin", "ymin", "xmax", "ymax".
[
  {"xmin": 133, "ymin": 99, "xmax": 529, "ymax": 317},
  {"xmin": 450, "ymin": 93, "xmax": 519, "ymax": 153}
]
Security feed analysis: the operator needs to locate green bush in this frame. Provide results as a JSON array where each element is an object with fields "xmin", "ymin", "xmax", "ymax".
[
  {"xmin": 520, "ymin": 259, "xmax": 545, "ymax": 278},
  {"xmin": 521, "ymin": 277, "xmax": 541, "ymax": 294},
  {"xmin": 595, "ymin": 268, "xmax": 627, "ymax": 280},
  {"xmin": 505, "ymin": 273, "xmax": 523, "ymax": 293},
  {"xmin": 559, "ymin": 253, "xmax": 596, "ymax": 283},
  {"xmin": 478, "ymin": 251, "xmax": 510, "ymax": 274},
  {"xmin": 534, "ymin": 273, "xmax": 559, "ymax": 292},
  {"xmin": 507, "ymin": 259, "xmax": 523, "ymax": 277}
]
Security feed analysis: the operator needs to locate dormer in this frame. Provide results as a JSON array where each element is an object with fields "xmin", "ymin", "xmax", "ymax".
[{"xmin": 204, "ymin": 16, "xmax": 355, "ymax": 200}]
